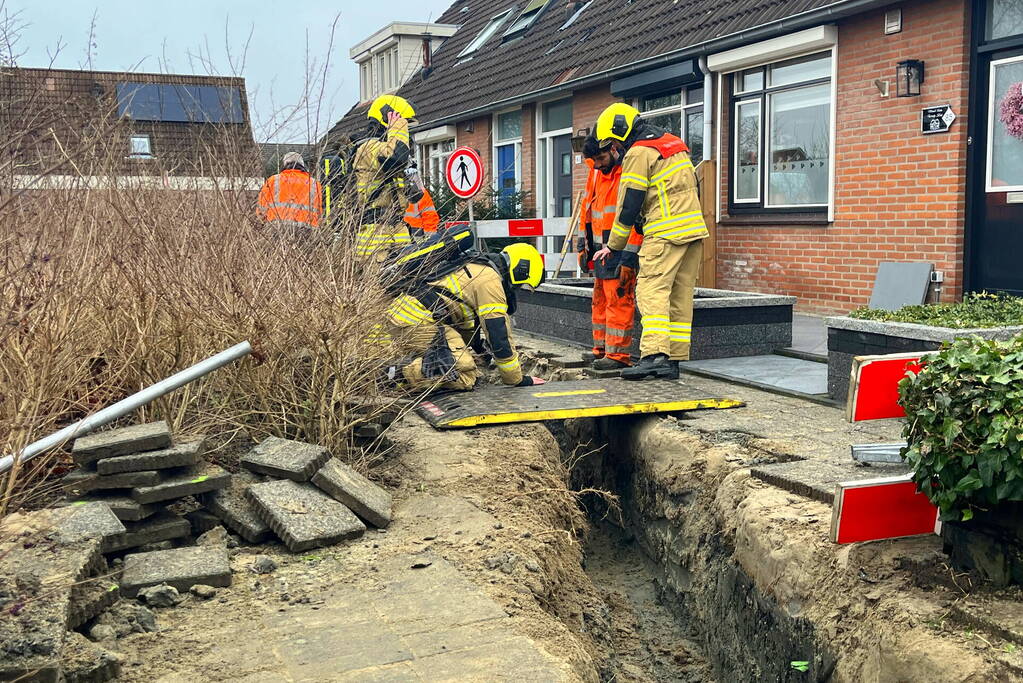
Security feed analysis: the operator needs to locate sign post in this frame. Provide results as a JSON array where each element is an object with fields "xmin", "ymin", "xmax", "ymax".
[{"xmin": 445, "ymin": 147, "xmax": 485, "ymax": 244}]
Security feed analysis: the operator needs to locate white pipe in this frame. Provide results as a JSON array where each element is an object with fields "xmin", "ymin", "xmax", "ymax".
[
  {"xmin": 0, "ymin": 341, "xmax": 252, "ymax": 475},
  {"xmin": 699, "ymin": 57, "xmax": 713, "ymax": 163}
]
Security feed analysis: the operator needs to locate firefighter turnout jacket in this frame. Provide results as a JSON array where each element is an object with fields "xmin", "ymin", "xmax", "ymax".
[
  {"xmin": 385, "ymin": 261, "xmax": 523, "ymax": 388},
  {"xmin": 607, "ymin": 131, "xmax": 707, "ymax": 361},
  {"xmin": 257, "ymin": 169, "xmax": 323, "ymax": 228},
  {"xmin": 353, "ymin": 118, "xmax": 414, "ymax": 258},
  {"xmin": 404, "ymin": 188, "xmax": 441, "ymax": 234}
]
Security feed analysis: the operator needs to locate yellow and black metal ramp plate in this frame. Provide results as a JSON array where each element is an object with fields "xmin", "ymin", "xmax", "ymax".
[{"xmin": 415, "ymin": 379, "xmax": 743, "ymax": 429}]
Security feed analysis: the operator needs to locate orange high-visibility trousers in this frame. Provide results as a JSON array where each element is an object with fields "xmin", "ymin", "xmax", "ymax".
[{"xmin": 591, "ymin": 277, "xmax": 636, "ymax": 364}]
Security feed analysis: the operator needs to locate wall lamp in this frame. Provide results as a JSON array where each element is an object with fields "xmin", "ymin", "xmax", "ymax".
[{"xmin": 896, "ymin": 60, "xmax": 924, "ymax": 97}]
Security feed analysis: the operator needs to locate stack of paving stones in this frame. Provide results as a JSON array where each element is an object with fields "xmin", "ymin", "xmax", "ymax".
[
  {"xmin": 25, "ymin": 423, "xmax": 393, "ymax": 681},
  {"xmin": 205, "ymin": 435, "xmax": 392, "ymax": 552},
  {"xmin": 61, "ymin": 421, "xmax": 230, "ymax": 555}
]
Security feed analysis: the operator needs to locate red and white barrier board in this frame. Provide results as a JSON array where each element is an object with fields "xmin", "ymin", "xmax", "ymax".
[
  {"xmin": 846, "ymin": 352, "xmax": 929, "ymax": 422},
  {"xmin": 830, "ymin": 474, "xmax": 940, "ymax": 544},
  {"xmin": 441, "ymin": 218, "xmax": 574, "ymax": 273}
]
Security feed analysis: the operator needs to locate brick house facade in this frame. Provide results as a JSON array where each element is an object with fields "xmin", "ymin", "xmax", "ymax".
[{"xmin": 330, "ymin": 0, "xmax": 1023, "ymax": 313}]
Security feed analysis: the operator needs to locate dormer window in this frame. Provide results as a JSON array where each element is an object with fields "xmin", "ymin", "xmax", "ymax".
[
  {"xmin": 458, "ymin": 9, "xmax": 512, "ymax": 60},
  {"xmin": 504, "ymin": 0, "xmax": 551, "ymax": 40}
]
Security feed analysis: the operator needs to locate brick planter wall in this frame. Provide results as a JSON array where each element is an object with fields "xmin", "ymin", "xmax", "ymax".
[{"xmin": 825, "ymin": 317, "xmax": 1023, "ymax": 401}]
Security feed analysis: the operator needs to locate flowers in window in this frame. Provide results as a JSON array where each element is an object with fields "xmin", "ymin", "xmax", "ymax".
[{"xmin": 1000, "ymin": 81, "xmax": 1023, "ymax": 141}]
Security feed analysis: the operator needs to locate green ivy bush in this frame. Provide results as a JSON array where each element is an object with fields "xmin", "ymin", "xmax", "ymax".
[
  {"xmin": 899, "ymin": 335, "xmax": 1023, "ymax": 521},
  {"xmin": 850, "ymin": 292, "xmax": 1023, "ymax": 329}
]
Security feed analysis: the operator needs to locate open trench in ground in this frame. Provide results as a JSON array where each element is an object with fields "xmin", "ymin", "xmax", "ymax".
[{"xmin": 104, "ymin": 372, "xmax": 1021, "ymax": 681}]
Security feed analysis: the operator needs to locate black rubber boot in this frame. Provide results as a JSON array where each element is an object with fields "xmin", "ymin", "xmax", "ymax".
[
  {"xmin": 592, "ymin": 357, "xmax": 630, "ymax": 371},
  {"xmin": 620, "ymin": 354, "xmax": 679, "ymax": 381}
]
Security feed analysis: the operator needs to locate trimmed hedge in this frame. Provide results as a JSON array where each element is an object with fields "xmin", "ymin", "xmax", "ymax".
[
  {"xmin": 850, "ymin": 292, "xmax": 1023, "ymax": 328},
  {"xmin": 899, "ymin": 335, "xmax": 1023, "ymax": 521}
]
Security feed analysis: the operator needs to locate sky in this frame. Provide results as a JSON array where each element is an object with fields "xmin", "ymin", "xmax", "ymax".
[{"xmin": 9, "ymin": 1, "xmax": 454, "ymax": 142}]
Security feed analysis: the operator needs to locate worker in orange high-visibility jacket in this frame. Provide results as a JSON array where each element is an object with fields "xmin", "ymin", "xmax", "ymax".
[
  {"xmin": 257, "ymin": 151, "xmax": 323, "ymax": 231},
  {"xmin": 404, "ymin": 187, "xmax": 441, "ymax": 235},
  {"xmin": 579, "ymin": 135, "xmax": 643, "ymax": 370}
]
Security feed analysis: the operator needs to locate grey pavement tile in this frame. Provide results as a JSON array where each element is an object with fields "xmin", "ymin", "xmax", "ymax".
[
  {"xmin": 279, "ymin": 622, "xmax": 412, "ymax": 679},
  {"xmin": 685, "ymin": 354, "xmax": 828, "ymax": 395}
]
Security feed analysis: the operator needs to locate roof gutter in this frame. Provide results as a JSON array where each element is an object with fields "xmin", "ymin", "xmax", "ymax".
[{"xmin": 414, "ymin": 0, "xmax": 890, "ymax": 130}]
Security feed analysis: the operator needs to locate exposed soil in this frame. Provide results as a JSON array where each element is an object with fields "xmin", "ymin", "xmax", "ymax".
[{"xmin": 581, "ymin": 521, "xmax": 710, "ymax": 682}]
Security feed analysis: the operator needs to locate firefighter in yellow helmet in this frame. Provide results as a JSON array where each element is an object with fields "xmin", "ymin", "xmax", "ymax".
[
  {"xmin": 381, "ymin": 240, "xmax": 547, "ymax": 391},
  {"xmin": 592, "ymin": 102, "xmax": 708, "ymax": 380},
  {"xmin": 353, "ymin": 95, "xmax": 423, "ymax": 261}
]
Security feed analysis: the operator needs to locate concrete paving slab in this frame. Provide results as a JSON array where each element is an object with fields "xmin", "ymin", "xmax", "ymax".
[
  {"xmin": 69, "ymin": 576, "xmax": 121, "ymax": 629},
  {"xmin": 205, "ymin": 471, "xmax": 272, "ymax": 543},
  {"xmin": 241, "ymin": 436, "xmax": 330, "ymax": 481},
  {"xmin": 130, "ymin": 464, "xmax": 229, "ymax": 504},
  {"xmin": 52, "ymin": 502, "xmax": 127, "ymax": 550},
  {"xmin": 72, "ymin": 421, "xmax": 172, "ymax": 467},
  {"xmin": 62, "ymin": 468, "xmax": 162, "ymax": 493},
  {"xmin": 106, "ymin": 512, "xmax": 191, "ymax": 553},
  {"xmin": 246, "ymin": 479, "xmax": 365, "ymax": 552},
  {"xmin": 750, "ymin": 459, "xmax": 911, "ymax": 504},
  {"xmin": 311, "ymin": 458, "xmax": 392, "ymax": 528},
  {"xmin": 684, "ymin": 354, "xmax": 829, "ymax": 396},
  {"xmin": 790, "ymin": 313, "xmax": 827, "ymax": 356},
  {"xmin": 120, "ymin": 546, "xmax": 231, "ymax": 597},
  {"xmin": 57, "ymin": 495, "xmax": 161, "ymax": 523},
  {"xmin": 61, "ymin": 632, "xmax": 122, "ymax": 683},
  {"xmin": 96, "ymin": 438, "xmax": 205, "ymax": 474}
]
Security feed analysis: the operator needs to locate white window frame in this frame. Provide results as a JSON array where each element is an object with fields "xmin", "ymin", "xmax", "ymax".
[
  {"xmin": 634, "ymin": 86, "xmax": 705, "ymax": 162},
  {"xmin": 391, "ymin": 47, "xmax": 400, "ymax": 88},
  {"xmin": 492, "ymin": 108, "xmax": 523, "ymax": 196},
  {"xmin": 725, "ymin": 47, "xmax": 837, "ymax": 215},
  {"xmin": 986, "ymin": 54, "xmax": 1023, "ymax": 193},
  {"xmin": 128, "ymin": 134, "xmax": 153, "ymax": 159},
  {"xmin": 458, "ymin": 9, "xmax": 512, "ymax": 61},
  {"xmin": 732, "ymin": 98, "xmax": 762, "ymax": 204},
  {"xmin": 419, "ymin": 138, "xmax": 456, "ymax": 188}
]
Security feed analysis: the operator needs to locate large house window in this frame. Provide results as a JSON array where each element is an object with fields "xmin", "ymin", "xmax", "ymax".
[
  {"xmin": 494, "ymin": 109, "xmax": 522, "ymax": 210},
  {"xmin": 730, "ymin": 51, "xmax": 832, "ymax": 210},
  {"xmin": 360, "ymin": 62, "xmax": 371, "ymax": 101},
  {"xmin": 421, "ymin": 139, "xmax": 455, "ymax": 187},
  {"xmin": 636, "ymin": 84, "xmax": 704, "ymax": 164}
]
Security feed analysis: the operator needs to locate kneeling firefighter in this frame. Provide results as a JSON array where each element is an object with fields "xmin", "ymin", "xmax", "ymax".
[
  {"xmin": 593, "ymin": 103, "xmax": 708, "ymax": 380},
  {"xmin": 353, "ymin": 95, "xmax": 424, "ymax": 261},
  {"xmin": 380, "ymin": 232, "xmax": 547, "ymax": 391}
]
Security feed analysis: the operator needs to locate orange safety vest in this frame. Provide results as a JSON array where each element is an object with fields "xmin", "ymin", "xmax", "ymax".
[
  {"xmin": 257, "ymin": 169, "xmax": 323, "ymax": 228},
  {"xmin": 581, "ymin": 161, "xmax": 641, "ymax": 278},
  {"xmin": 404, "ymin": 189, "xmax": 440, "ymax": 233}
]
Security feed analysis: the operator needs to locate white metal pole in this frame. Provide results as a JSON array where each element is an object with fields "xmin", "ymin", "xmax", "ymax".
[{"xmin": 0, "ymin": 341, "xmax": 252, "ymax": 475}]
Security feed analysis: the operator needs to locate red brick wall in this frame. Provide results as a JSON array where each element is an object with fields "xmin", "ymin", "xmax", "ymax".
[
  {"xmin": 572, "ymin": 84, "xmax": 618, "ymax": 196},
  {"xmin": 716, "ymin": 0, "xmax": 970, "ymax": 313},
  {"xmin": 454, "ymin": 114, "xmax": 493, "ymax": 185},
  {"xmin": 520, "ymin": 103, "xmax": 537, "ymax": 216}
]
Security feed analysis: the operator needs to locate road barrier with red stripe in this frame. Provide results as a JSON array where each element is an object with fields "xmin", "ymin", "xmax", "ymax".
[{"xmin": 440, "ymin": 218, "xmax": 575, "ymax": 273}]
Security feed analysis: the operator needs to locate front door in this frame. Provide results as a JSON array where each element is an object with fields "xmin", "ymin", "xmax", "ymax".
[
  {"xmin": 552, "ymin": 133, "xmax": 573, "ymax": 218},
  {"xmin": 968, "ymin": 1, "xmax": 1023, "ymax": 293}
]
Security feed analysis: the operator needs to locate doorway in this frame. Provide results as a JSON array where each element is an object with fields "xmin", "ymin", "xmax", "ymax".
[{"xmin": 967, "ymin": 1, "xmax": 1023, "ymax": 294}]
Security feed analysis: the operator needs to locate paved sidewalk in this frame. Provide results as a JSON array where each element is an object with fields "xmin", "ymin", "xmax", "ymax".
[{"xmin": 790, "ymin": 314, "xmax": 827, "ymax": 356}]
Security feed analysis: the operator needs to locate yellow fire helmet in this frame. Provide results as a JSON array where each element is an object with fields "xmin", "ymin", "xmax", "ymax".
[
  {"xmin": 595, "ymin": 102, "xmax": 640, "ymax": 148},
  {"xmin": 367, "ymin": 95, "xmax": 416, "ymax": 126},
  {"xmin": 502, "ymin": 242, "xmax": 545, "ymax": 289}
]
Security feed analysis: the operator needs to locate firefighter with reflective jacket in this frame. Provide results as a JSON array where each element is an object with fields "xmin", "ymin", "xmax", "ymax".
[
  {"xmin": 579, "ymin": 135, "xmax": 642, "ymax": 371},
  {"xmin": 382, "ymin": 241, "xmax": 547, "ymax": 391},
  {"xmin": 404, "ymin": 186, "xmax": 441, "ymax": 235},
  {"xmin": 353, "ymin": 95, "xmax": 423, "ymax": 260},
  {"xmin": 257, "ymin": 151, "xmax": 323, "ymax": 232},
  {"xmin": 593, "ymin": 103, "xmax": 708, "ymax": 380}
]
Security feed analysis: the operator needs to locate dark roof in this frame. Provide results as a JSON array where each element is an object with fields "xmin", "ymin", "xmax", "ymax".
[
  {"xmin": 0, "ymin": 67, "xmax": 259, "ymax": 177},
  {"xmin": 329, "ymin": 0, "xmax": 865, "ymax": 137}
]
